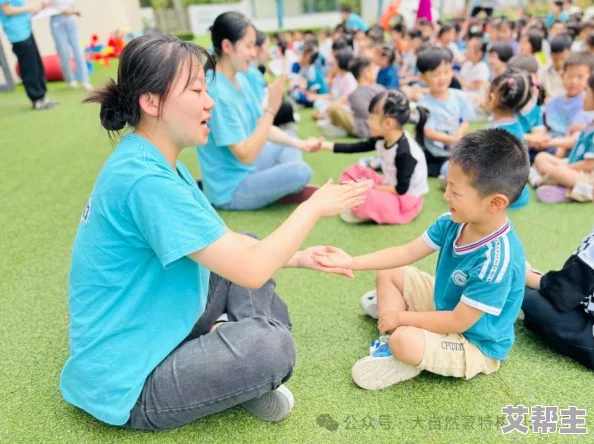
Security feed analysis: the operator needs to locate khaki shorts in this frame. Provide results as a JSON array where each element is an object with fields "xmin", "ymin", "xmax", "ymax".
[{"xmin": 402, "ymin": 266, "xmax": 501, "ymax": 380}]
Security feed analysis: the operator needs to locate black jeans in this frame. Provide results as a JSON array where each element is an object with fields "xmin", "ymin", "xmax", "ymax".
[
  {"xmin": 11, "ymin": 33, "xmax": 47, "ymax": 103},
  {"xmin": 523, "ymin": 288, "xmax": 594, "ymax": 370},
  {"xmin": 125, "ymin": 271, "xmax": 296, "ymax": 431}
]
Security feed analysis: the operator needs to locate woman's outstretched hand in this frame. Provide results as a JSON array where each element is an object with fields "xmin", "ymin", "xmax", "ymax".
[
  {"xmin": 312, "ymin": 246, "xmax": 354, "ymax": 269},
  {"xmin": 304, "ymin": 179, "xmax": 371, "ymax": 218},
  {"xmin": 296, "ymin": 246, "xmax": 354, "ymax": 279}
]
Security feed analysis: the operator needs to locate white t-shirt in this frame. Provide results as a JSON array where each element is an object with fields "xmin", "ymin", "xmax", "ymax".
[{"xmin": 460, "ymin": 60, "xmax": 490, "ymax": 98}]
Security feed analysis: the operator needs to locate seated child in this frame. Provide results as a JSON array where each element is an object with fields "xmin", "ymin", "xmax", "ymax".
[
  {"xmin": 488, "ymin": 42, "xmax": 515, "ymax": 79},
  {"xmin": 375, "ymin": 43, "xmax": 400, "ymax": 89},
  {"xmin": 321, "ymin": 90, "xmax": 429, "ymax": 225},
  {"xmin": 523, "ymin": 223, "xmax": 594, "ymax": 370},
  {"xmin": 290, "ymin": 41, "xmax": 328, "ymax": 107},
  {"xmin": 314, "ymin": 129, "xmax": 529, "ymax": 389},
  {"xmin": 417, "ymin": 47, "xmax": 475, "ymax": 177},
  {"xmin": 571, "ymin": 20, "xmax": 594, "ymax": 52},
  {"xmin": 327, "ymin": 56, "xmax": 386, "ymax": 138},
  {"xmin": 481, "ymin": 68, "xmax": 534, "ymax": 210},
  {"xmin": 456, "ymin": 36, "xmax": 490, "ymax": 113},
  {"xmin": 519, "ymin": 29, "xmax": 547, "ymax": 66},
  {"xmin": 541, "ymin": 34, "xmax": 571, "ymax": 100},
  {"xmin": 497, "ymin": 18, "xmax": 520, "ymax": 54},
  {"xmin": 531, "ymin": 73, "xmax": 594, "ymax": 203},
  {"xmin": 310, "ymin": 49, "xmax": 357, "ymax": 127},
  {"xmin": 507, "ymin": 55, "xmax": 551, "ymax": 160},
  {"xmin": 535, "ymin": 51, "xmax": 594, "ymax": 158}
]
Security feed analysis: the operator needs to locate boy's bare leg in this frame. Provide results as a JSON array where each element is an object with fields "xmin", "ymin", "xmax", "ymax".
[
  {"xmin": 534, "ymin": 152, "xmax": 564, "ymax": 176},
  {"xmin": 389, "ymin": 326, "xmax": 425, "ymax": 366},
  {"xmin": 546, "ymin": 165, "xmax": 584, "ymax": 188},
  {"xmin": 376, "ymin": 268, "xmax": 408, "ymax": 322}
]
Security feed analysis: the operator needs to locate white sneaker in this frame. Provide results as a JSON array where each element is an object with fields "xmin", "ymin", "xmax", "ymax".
[
  {"xmin": 82, "ymin": 82, "xmax": 94, "ymax": 92},
  {"xmin": 68, "ymin": 81, "xmax": 79, "ymax": 89},
  {"xmin": 438, "ymin": 175, "xmax": 447, "ymax": 190},
  {"xmin": 568, "ymin": 180, "xmax": 594, "ymax": 202},
  {"xmin": 322, "ymin": 124, "xmax": 348, "ymax": 138},
  {"xmin": 528, "ymin": 167, "xmax": 543, "ymax": 188},
  {"xmin": 360, "ymin": 289, "xmax": 378, "ymax": 319},
  {"xmin": 351, "ymin": 356, "xmax": 421, "ymax": 390},
  {"xmin": 242, "ymin": 384, "xmax": 294, "ymax": 422},
  {"xmin": 340, "ymin": 209, "xmax": 365, "ymax": 224}
]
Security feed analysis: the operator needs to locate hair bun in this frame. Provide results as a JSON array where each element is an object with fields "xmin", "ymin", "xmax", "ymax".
[{"xmin": 98, "ymin": 79, "xmax": 128, "ymax": 132}]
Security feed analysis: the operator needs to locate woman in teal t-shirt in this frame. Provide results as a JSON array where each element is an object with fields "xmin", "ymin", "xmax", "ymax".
[
  {"xmin": 197, "ymin": 12, "xmax": 322, "ymax": 210},
  {"xmin": 62, "ymin": 33, "xmax": 369, "ymax": 430}
]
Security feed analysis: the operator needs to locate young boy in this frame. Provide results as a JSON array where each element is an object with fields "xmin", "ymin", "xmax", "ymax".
[
  {"xmin": 541, "ymin": 34, "xmax": 572, "ymax": 99},
  {"xmin": 487, "ymin": 42, "xmax": 515, "ymax": 79},
  {"xmin": 523, "ymin": 223, "xmax": 594, "ymax": 370},
  {"xmin": 417, "ymin": 47, "xmax": 475, "ymax": 177},
  {"xmin": 571, "ymin": 20, "xmax": 594, "ymax": 52},
  {"xmin": 328, "ymin": 56, "xmax": 385, "ymax": 138},
  {"xmin": 536, "ymin": 51, "xmax": 594, "ymax": 157},
  {"xmin": 314, "ymin": 129, "xmax": 529, "ymax": 389}
]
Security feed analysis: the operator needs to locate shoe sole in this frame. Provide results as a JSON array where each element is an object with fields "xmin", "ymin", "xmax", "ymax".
[
  {"xmin": 242, "ymin": 385, "xmax": 294, "ymax": 422},
  {"xmin": 352, "ymin": 356, "xmax": 421, "ymax": 390}
]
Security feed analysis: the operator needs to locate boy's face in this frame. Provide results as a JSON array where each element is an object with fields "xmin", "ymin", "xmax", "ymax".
[
  {"xmin": 391, "ymin": 30, "xmax": 402, "ymax": 42},
  {"xmin": 421, "ymin": 61, "xmax": 453, "ymax": 94},
  {"xmin": 444, "ymin": 163, "xmax": 507, "ymax": 224},
  {"xmin": 562, "ymin": 65, "xmax": 591, "ymax": 97},
  {"xmin": 467, "ymin": 39, "xmax": 483, "ymax": 63},
  {"xmin": 519, "ymin": 34, "xmax": 532, "ymax": 55},
  {"xmin": 550, "ymin": 23, "xmax": 566, "ymax": 38},
  {"xmin": 497, "ymin": 25, "xmax": 512, "ymax": 42},
  {"xmin": 551, "ymin": 50, "xmax": 569, "ymax": 72},
  {"xmin": 487, "ymin": 52, "xmax": 505, "ymax": 74}
]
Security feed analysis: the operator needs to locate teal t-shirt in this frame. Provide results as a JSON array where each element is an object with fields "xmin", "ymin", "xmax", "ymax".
[
  {"xmin": 488, "ymin": 120, "xmax": 530, "ymax": 211},
  {"xmin": 422, "ymin": 214, "xmax": 526, "ymax": 360},
  {"xmin": 568, "ymin": 124, "xmax": 594, "ymax": 165},
  {"xmin": 517, "ymin": 102, "xmax": 544, "ymax": 134},
  {"xmin": 346, "ymin": 12, "xmax": 369, "ymax": 31},
  {"xmin": 242, "ymin": 62, "xmax": 267, "ymax": 105},
  {"xmin": 197, "ymin": 69, "xmax": 262, "ymax": 206},
  {"xmin": 0, "ymin": 0, "xmax": 32, "ymax": 43},
  {"xmin": 61, "ymin": 133, "xmax": 226, "ymax": 425}
]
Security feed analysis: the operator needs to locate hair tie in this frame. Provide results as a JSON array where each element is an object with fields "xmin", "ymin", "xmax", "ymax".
[
  {"xmin": 507, "ymin": 78, "xmax": 515, "ymax": 86},
  {"xmin": 533, "ymin": 80, "xmax": 541, "ymax": 87}
]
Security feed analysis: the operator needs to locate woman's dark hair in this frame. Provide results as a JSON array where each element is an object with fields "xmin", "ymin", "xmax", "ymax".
[
  {"xmin": 416, "ymin": 46, "xmax": 450, "ymax": 74},
  {"xmin": 301, "ymin": 40, "xmax": 320, "ymax": 64},
  {"xmin": 255, "ymin": 30, "xmax": 268, "ymax": 48},
  {"xmin": 525, "ymin": 29, "xmax": 544, "ymax": 53},
  {"xmin": 335, "ymin": 48, "xmax": 354, "ymax": 71},
  {"xmin": 380, "ymin": 43, "xmax": 396, "ymax": 65},
  {"xmin": 85, "ymin": 33, "xmax": 214, "ymax": 137},
  {"xmin": 408, "ymin": 29, "xmax": 422, "ymax": 40},
  {"xmin": 488, "ymin": 42, "xmax": 514, "ymax": 62},
  {"xmin": 210, "ymin": 11, "xmax": 254, "ymax": 58},
  {"xmin": 490, "ymin": 68, "xmax": 532, "ymax": 113},
  {"xmin": 341, "ymin": 4, "xmax": 352, "ymax": 13},
  {"xmin": 469, "ymin": 35, "xmax": 488, "ymax": 56},
  {"xmin": 348, "ymin": 56, "xmax": 372, "ymax": 80},
  {"xmin": 367, "ymin": 25, "xmax": 385, "ymax": 44},
  {"xmin": 588, "ymin": 72, "xmax": 594, "ymax": 91},
  {"xmin": 332, "ymin": 37, "xmax": 350, "ymax": 51},
  {"xmin": 391, "ymin": 23, "xmax": 406, "ymax": 34}
]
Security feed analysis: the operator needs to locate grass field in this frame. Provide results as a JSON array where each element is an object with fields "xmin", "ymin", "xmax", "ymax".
[{"xmin": 1, "ymin": 63, "xmax": 593, "ymax": 444}]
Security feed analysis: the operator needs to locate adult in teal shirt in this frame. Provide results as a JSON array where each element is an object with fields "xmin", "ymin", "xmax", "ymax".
[
  {"xmin": 198, "ymin": 12, "xmax": 322, "ymax": 210},
  {"xmin": 0, "ymin": 0, "xmax": 57, "ymax": 109},
  {"xmin": 340, "ymin": 5, "xmax": 368, "ymax": 32},
  {"xmin": 62, "ymin": 33, "xmax": 369, "ymax": 430}
]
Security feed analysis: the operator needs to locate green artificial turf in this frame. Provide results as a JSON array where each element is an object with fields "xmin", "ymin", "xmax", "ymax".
[{"xmin": 1, "ymin": 63, "xmax": 593, "ymax": 444}]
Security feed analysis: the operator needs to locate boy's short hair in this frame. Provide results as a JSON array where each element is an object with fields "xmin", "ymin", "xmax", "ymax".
[
  {"xmin": 366, "ymin": 25, "xmax": 385, "ymax": 44},
  {"xmin": 416, "ymin": 46, "xmax": 451, "ymax": 74},
  {"xmin": 332, "ymin": 37, "xmax": 350, "ymax": 51},
  {"xmin": 550, "ymin": 34, "xmax": 573, "ymax": 52},
  {"xmin": 348, "ymin": 56, "xmax": 372, "ymax": 80},
  {"xmin": 335, "ymin": 48, "xmax": 354, "ymax": 71},
  {"xmin": 525, "ymin": 29, "xmax": 544, "ymax": 52},
  {"xmin": 564, "ymin": 51, "xmax": 594, "ymax": 71},
  {"xmin": 488, "ymin": 42, "xmax": 514, "ymax": 62},
  {"xmin": 450, "ymin": 129, "xmax": 529, "ymax": 205}
]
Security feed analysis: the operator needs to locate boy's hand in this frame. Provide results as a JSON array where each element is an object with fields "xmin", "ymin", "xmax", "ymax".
[
  {"xmin": 299, "ymin": 136, "xmax": 323, "ymax": 152},
  {"xmin": 296, "ymin": 246, "xmax": 354, "ymax": 279},
  {"xmin": 378, "ymin": 311, "xmax": 401, "ymax": 334},
  {"xmin": 312, "ymin": 246, "xmax": 354, "ymax": 269}
]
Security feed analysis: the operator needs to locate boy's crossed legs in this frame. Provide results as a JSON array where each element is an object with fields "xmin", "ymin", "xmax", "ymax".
[
  {"xmin": 532, "ymin": 153, "xmax": 594, "ymax": 202},
  {"xmin": 353, "ymin": 267, "xmax": 499, "ymax": 390}
]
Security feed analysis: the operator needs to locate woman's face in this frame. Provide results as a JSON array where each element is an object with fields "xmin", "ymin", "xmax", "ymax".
[
  {"xmin": 519, "ymin": 34, "xmax": 532, "ymax": 55},
  {"xmin": 488, "ymin": 52, "xmax": 505, "ymax": 76},
  {"xmin": 160, "ymin": 61, "xmax": 215, "ymax": 148},
  {"xmin": 228, "ymin": 26, "xmax": 257, "ymax": 73},
  {"xmin": 257, "ymin": 38, "xmax": 270, "ymax": 65}
]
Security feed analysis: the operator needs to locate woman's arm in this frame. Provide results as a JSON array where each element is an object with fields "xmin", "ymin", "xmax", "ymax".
[
  {"xmin": 1, "ymin": 2, "xmax": 39, "ymax": 15},
  {"xmin": 190, "ymin": 181, "xmax": 370, "ymax": 288},
  {"xmin": 267, "ymin": 125, "xmax": 321, "ymax": 152}
]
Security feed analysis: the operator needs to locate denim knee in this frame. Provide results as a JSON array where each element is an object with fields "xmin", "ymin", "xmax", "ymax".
[
  {"xmin": 293, "ymin": 161, "xmax": 313, "ymax": 190},
  {"xmin": 248, "ymin": 316, "xmax": 296, "ymax": 383}
]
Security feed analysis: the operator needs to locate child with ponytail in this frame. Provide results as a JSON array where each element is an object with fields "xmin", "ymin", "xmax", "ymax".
[{"xmin": 321, "ymin": 89, "xmax": 430, "ymax": 225}]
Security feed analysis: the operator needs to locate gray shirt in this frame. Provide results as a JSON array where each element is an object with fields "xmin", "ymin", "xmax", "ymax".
[{"xmin": 348, "ymin": 84, "xmax": 386, "ymax": 138}]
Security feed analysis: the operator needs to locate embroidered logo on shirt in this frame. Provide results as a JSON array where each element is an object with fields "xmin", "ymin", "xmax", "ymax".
[
  {"xmin": 81, "ymin": 197, "xmax": 92, "ymax": 224},
  {"xmin": 452, "ymin": 270, "xmax": 468, "ymax": 286}
]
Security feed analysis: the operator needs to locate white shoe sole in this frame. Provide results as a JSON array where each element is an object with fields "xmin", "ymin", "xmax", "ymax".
[
  {"xmin": 352, "ymin": 356, "xmax": 421, "ymax": 390},
  {"xmin": 242, "ymin": 384, "xmax": 294, "ymax": 422},
  {"xmin": 341, "ymin": 209, "xmax": 365, "ymax": 224},
  {"xmin": 360, "ymin": 290, "xmax": 378, "ymax": 319}
]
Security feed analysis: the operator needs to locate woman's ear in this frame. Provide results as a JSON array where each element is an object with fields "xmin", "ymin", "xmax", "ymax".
[
  {"xmin": 138, "ymin": 92, "xmax": 160, "ymax": 118},
  {"xmin": 221, "ymin": 38, "xmax": 234, "ymax": 56}
]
